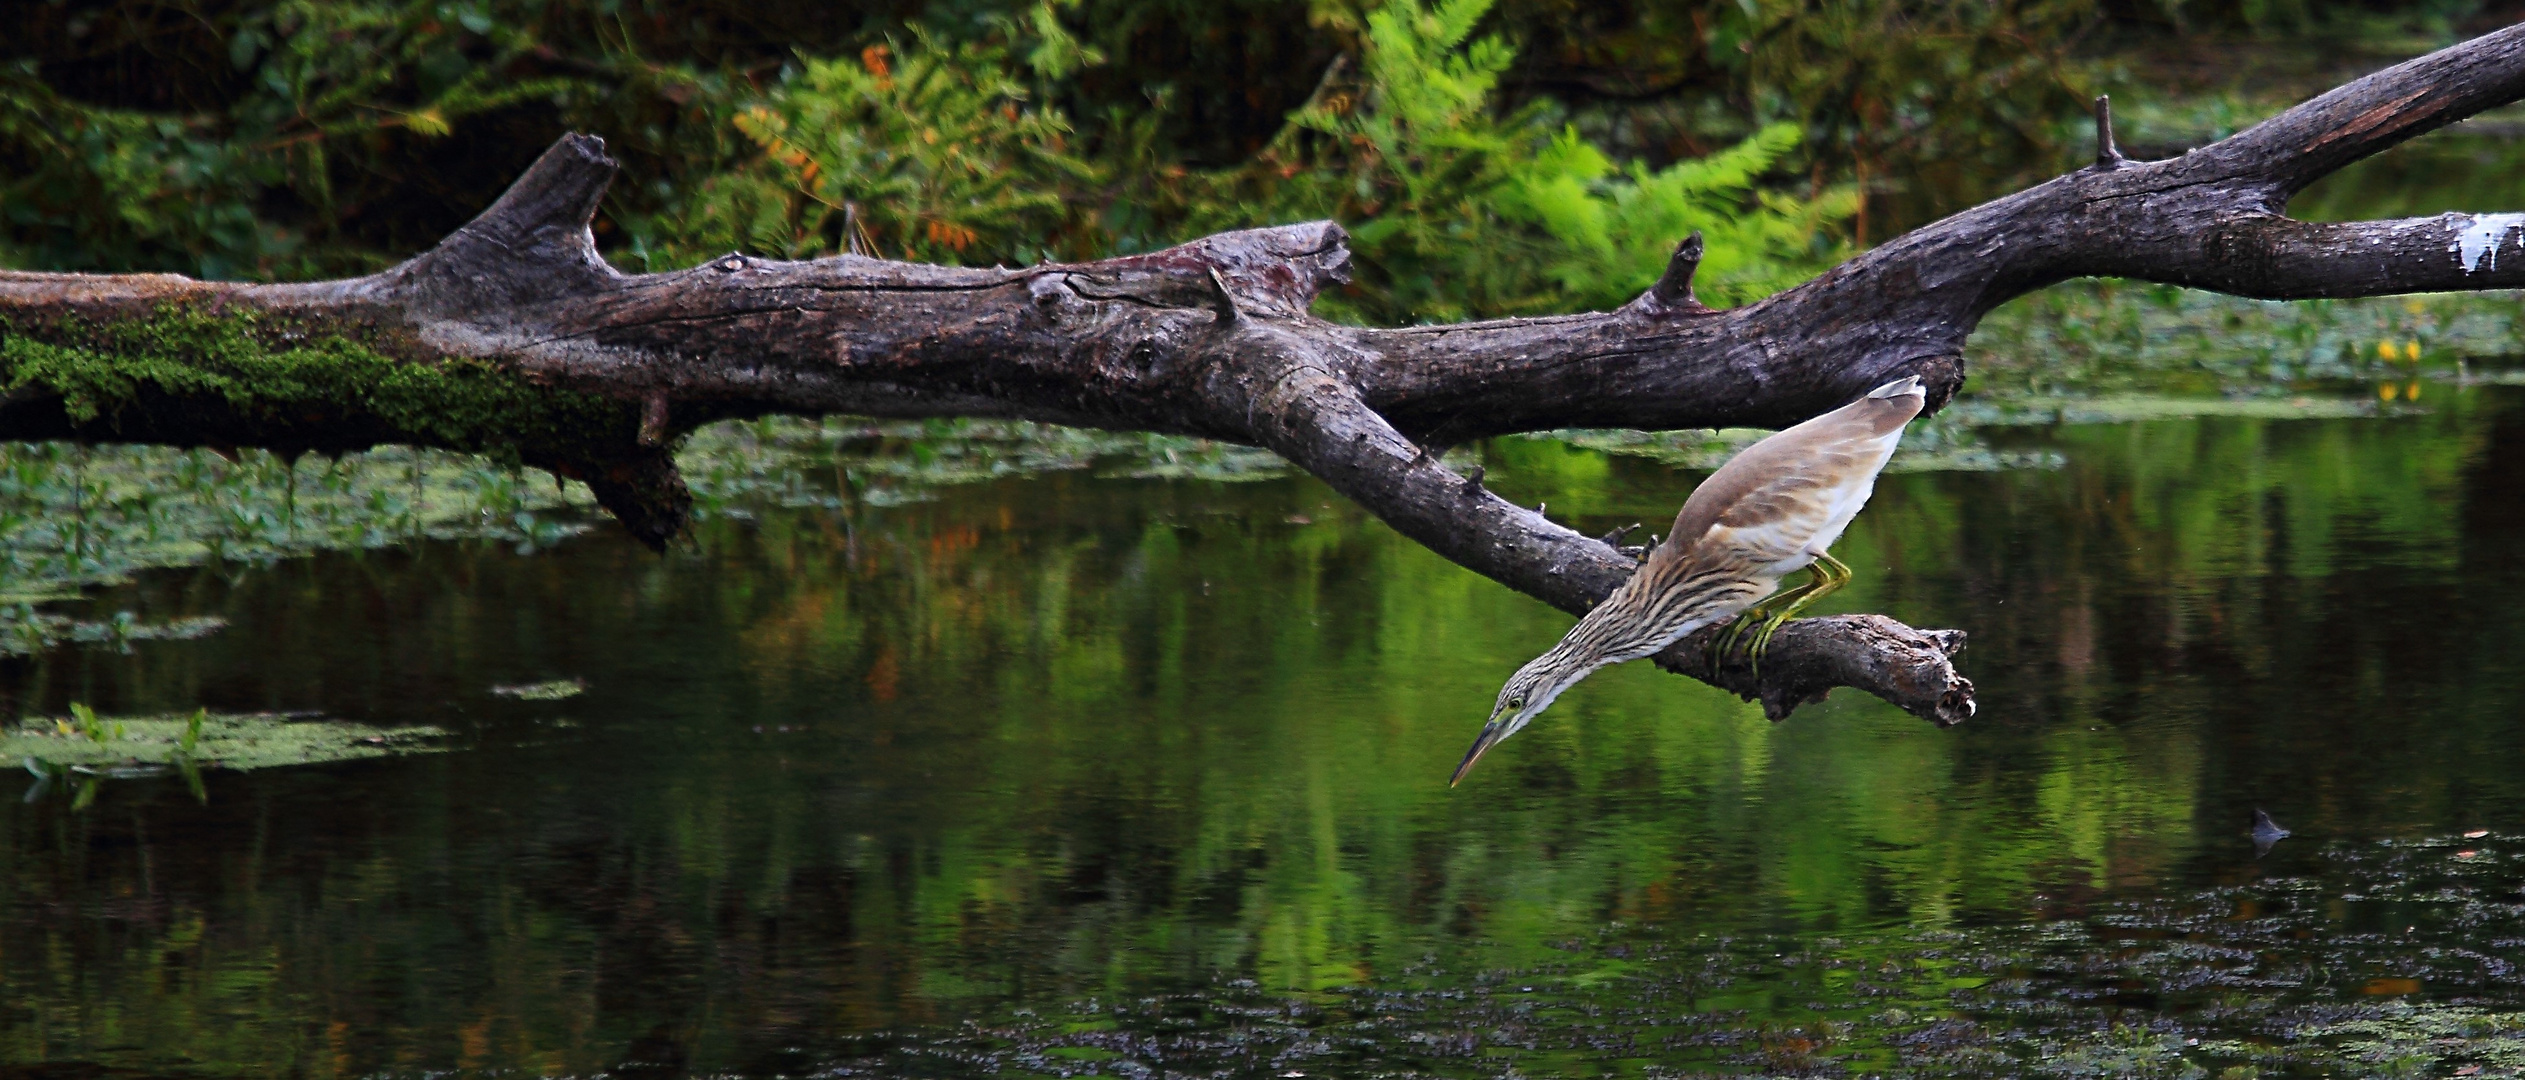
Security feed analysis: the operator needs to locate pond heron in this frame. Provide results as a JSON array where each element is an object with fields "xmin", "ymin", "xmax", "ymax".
[{"xmin": 1451, "ymin": 376, "xmax": 1927, "ymax": 786}]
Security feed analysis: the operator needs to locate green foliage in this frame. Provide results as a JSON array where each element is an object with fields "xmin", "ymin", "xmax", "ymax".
[
  {"xmin": 4, "ymin": 0, "xmax": 1854, "ymax": 324},
  {"xmin": 653, "ymin": 30, "xmax": 1094, "ymax": 266},
  {"xmin": 1492, "ymin": 122, "xmax": 1858, "ymax": 307},
  {"xmin": 1732, "ymin": 0, "xmax": 2097, "ymax": 227},
  {"xmin": 622, "ymin": 0, "xmax": 1852, "ymax": 322},
  {"xmin": 2122, "ymin": 0, "xmax": 2489, "ymax": 36},
  {"xmin": 5, "ymin": 0, "xmax": 2505, "ymax": 296},
  {"xmin": 0, "ymin": 72, "xmax": 280, "ymax": 279},
  {"xmin": 64, "ymin": 702, "xmax": 123, "ymax": 746},
  {"xmin": 1249, "ymin": 0, "xmax": 1854, "ymax": 320},
  {"xmin": 1430, "ymin": 0, "xmax": 2103, "ymax": 239},
  {"xmin": 0, "ymin": 0, "xmax": 577, "ymax": 278}
]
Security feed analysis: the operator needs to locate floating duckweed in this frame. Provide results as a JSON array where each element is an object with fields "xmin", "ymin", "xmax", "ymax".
[
  {"xmin": 491, "ymin": 678, "xmax": 588, "ymax": 701},
  {"xmin": 1, "ymin": 710, "xmax": 449, "ymax": 771},
  {"xmin": 1953, "ymin": 394, "xmax": 2387, "ymax": 425},
  {"xmin": 0, "ymin": 442, "xmax": 596, "ymax": 624},
  {"xmin": 1540, "ymin": 423, "xmax": 2069, "ymax": 473},
  {"xmin": 677, "ymin": 415, "xmax": 1294, "ymax": 519},
  {"xmin": 2294, "ymin": 1004, "xmax": 2525, "ymax": 1078},
  {"xmin": 1972, "ymin": 283, "xmax": 2525, "ymax": 398}
]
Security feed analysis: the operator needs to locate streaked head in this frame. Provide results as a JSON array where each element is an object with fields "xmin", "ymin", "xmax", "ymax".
[{"xmin": 1450, "ymin": 646, "xmax": 1596, "ymax": 787}]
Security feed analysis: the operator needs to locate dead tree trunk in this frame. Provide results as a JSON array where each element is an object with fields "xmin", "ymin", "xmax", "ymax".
[{"xmin": 10, "ymin": 25, "xmax": 2525, "ymax": 727}]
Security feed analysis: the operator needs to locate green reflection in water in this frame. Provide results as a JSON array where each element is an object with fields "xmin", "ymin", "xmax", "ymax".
[{"xmin": 3, "ymin": 387, "xmax": 2524, "ymax": 1076}]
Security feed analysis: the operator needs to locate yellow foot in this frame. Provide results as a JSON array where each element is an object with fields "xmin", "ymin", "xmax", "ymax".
[{"xmin": 1742, "ymin": 554, "xmax": 1853, "ymax": 679}]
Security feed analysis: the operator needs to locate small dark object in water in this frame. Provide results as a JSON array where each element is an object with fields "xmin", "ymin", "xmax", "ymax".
[{"xmin": 2252, "ymin": 808, "xmax": 2291, "ymax": 857}]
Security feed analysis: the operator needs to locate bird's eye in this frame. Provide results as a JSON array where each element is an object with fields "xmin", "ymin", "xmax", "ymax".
[{"xmin": 1507, "ymin": 696, "xmax": 1526, "ymax": 710}]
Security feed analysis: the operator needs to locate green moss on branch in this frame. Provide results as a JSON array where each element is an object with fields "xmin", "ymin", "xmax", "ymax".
[{"xmin": 0, "ymin": 304, "xmax": 638, "ymax": 462}]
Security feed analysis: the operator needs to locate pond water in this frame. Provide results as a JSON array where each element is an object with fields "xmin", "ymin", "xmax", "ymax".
[{"xmin": 5, "ymin": 381, "xmax": 2525, "ymax": 1077}]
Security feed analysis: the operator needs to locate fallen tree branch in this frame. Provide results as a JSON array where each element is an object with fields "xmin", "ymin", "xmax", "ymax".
[{"xmin": 9, "ymin": 25, "xmax": 2525, "ymax": 727}]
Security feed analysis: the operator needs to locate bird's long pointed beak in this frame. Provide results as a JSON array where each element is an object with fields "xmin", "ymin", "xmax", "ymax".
[{"xmin": 1450, "ymin": 719, "xmax": 1505, "ymax": 787}]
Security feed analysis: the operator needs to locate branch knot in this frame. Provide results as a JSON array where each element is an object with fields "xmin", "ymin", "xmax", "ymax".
[
  {"xmin": 370, "ymin": 133, "xmax": 624, "ymax": 313},
  {"xmin": 1625, "ymin": 233, "xmax": 1712, "ymax": 317},
  {"xmin": 2093, "ymin": 95, "xmax": 2128, "ymax": 169}
]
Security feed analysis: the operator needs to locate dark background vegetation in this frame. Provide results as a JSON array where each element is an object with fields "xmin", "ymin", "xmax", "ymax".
[{"xmin": 4, "ymin": 0, "xmax": 2514, "ymax": 309}]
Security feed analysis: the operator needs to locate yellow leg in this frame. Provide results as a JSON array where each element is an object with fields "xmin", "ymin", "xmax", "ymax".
[
  {"xmin": 1745, "ymin": 553, "xmax": 1852, "ymax": 677},
  {"xmin": 1709, "ymin": 574, "xmax": 1820, "ymax": 670}
]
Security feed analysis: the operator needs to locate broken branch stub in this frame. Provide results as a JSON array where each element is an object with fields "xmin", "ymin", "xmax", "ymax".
[{"xmin": 13, "ymin": 24, "xmax": 2525, "ymax": 724}]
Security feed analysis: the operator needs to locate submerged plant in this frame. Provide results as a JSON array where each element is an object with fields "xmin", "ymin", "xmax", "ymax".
[{"xmin": 65, "ymin": 702, "xmax": 122, "ymax": 745}]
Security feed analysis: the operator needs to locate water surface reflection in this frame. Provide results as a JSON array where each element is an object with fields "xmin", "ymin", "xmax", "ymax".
[{"xmin": 5, "ymin": 388, "xmax": 2524, "ymax": 1076}]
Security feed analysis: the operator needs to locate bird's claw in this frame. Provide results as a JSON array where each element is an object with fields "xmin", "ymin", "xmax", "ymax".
[
  {"xmin": 1705, "ymin": 606, "xmax": 1782, "ymax": 678},
  {"xmin": 1705, "ymin": 610, "xmax": 1756, "ymax": 670},
  {"xmin": 1708, "ymin": 554, "xmax": 1857, "ymax": 681}
]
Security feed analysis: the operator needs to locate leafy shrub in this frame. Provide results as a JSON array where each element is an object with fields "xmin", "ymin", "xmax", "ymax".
[
  {"xmin": 0, "ymin": 0, "xmax": 575, "ymax": 278},
  {"xmin": 1208, "ymin": 0, "xmax": 1854, "ymax": 320},
  {"xmin": 4, "ymin": 0, "xmax": 1854, "ymax": 324},
  {"xmin": 630, "ymin": 0, "xmax": 1852, "ymax": 322},
  {"xmin": 639, "ymin": 31, "xmax": 1096, "ymax": 266}
]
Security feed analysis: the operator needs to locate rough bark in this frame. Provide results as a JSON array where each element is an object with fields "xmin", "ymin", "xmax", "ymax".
[{"xmin": 9, "ymin": 24, "xmax": 2525, "ymax": 728}]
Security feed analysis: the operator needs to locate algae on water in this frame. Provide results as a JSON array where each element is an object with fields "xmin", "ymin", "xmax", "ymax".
[
  {"xmin": 1953, "ymin": 393, "xmax": 2390, "ymax": 426},
  {"xmin": 0, "ymin": 442, "xmax": 596, "ymax": 653},
  {"xmin": 677, "ymin": 415, "xmax": 1293, "ymax": 519},
  {"xmin": 1540, "ymin": 423, "xmax": 2068, "ymax": 474},
  {"xmin": 1969, "ymin": 282, "xmax": 2525, "ymax": 397},
  {"xmin": 1, "ymin": 419, "xmax": 1301, "ymax": 657},
  {"xmin": 1, "ymin": 711, "xmax": 449, "ymax": 772},
  {"xmin": 491, "ymin": 678, "xmax": 587, "ymax": 701}
]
